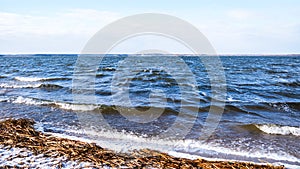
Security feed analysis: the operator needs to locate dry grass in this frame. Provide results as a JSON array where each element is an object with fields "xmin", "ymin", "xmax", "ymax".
[{"xmin": 0, "ymin": 118, "xmax": 285, "ymax": 169}]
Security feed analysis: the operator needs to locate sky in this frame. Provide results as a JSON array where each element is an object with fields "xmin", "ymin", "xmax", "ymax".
[{"xmin": 0, "ymin": 0, "xmax": 300, "ymax": 54}]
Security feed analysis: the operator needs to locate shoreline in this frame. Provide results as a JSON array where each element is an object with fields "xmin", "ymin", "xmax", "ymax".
[{"xmin": 0, "ymin": 118, "xmax": 285, "ymax": 169}]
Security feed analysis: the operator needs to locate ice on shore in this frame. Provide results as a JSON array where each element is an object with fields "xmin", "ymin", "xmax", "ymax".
[{"xmin": 0, "ymin": 146, "xmax": 98, "ymax": 168}]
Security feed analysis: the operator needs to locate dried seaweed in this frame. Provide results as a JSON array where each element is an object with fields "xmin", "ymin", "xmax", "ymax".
[{"xmin": 0, "ymin": 118, "xmax": 285, "ymax": 169}]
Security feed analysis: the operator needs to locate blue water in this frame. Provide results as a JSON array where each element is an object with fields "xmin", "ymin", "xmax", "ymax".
[{"xmin": 0, "ymin": 54, "xmax": 299, "ymax": 167}]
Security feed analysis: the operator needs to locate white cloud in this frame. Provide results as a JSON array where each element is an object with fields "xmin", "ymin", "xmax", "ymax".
[
  {"xmin": 0, "ymin": 9, "xmax": 121, "ymax": 53},
  {"xmin": 0, "ymin": 8, "xmax": 299, "ymax": 54},
  {"xmin": 0, "ymin": 9, "xmax": 120, "ymax": 37},
  {"xmin": 191, "ymin": 8, "xmax": 300, "ymax": 54}
]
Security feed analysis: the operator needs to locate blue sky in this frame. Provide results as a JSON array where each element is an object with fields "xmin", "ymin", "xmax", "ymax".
[{"xmin": 0, "ymin": 0, "xmax": 300, "ymax": 54}]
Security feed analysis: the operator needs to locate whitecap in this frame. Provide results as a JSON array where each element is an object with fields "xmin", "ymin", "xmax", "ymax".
[
  {"xmin": 14, "ymin": 77, "xmax": 44, "ymax": 82},
  {"xmin": 255, "ymin": 124, "xmax": 300, "ymax": 136}
]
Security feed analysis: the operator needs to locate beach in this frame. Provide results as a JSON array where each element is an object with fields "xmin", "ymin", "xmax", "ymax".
[
  {"xmin": 0, "ymin": 118, "xmax": 285, "ymax": 168},
  {"xmin": 1, "ymin": 0, "xmax": 300, "ymax": 167},
  {"xmin": 0, "ymin": 54, "xmax": 299, "ymax": 168}
]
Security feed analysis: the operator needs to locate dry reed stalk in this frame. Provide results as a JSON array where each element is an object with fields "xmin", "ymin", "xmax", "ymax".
[{"xmin": 0, "ymin": 118, "xmax": 285, "ymax": 169}]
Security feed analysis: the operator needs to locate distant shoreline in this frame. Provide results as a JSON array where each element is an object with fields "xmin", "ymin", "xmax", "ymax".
[{"xmin": 0, "ymin": 53, "xmax": 300, "ymax": 56}]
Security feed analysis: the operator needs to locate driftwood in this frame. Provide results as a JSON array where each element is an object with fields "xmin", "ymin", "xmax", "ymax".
[{"xmin": 0, "ymin": 118, "xmax": 285, "ymax": 169}]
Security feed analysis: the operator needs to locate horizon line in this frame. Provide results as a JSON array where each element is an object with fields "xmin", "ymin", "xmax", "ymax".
[
  {"xmin": 0, "ymin": 52, "xmax": 300, "ymax": 55},
  {"xmin": 1, "ymin": 53, "xmax": 300, "ymax": 56}
]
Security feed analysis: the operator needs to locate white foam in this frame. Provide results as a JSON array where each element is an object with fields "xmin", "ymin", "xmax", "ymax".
[
  {"xmin": 14, "ymin": 77, "xmax": 45, "ymax": 82},
  {"xmin": 167, "ymin": 151, "xmax": 201, "ymax": 160},
  {"xmin": 227, "ymin": 96, "xmax": 241, "ymax": 102},
  {"xmin": 12, "ymin": 96, "xmax": 46, "ymax": 105},
  {"xmin": 200, "ymin": 91, "xmax": 207, "ymax": 96},
  {"xmin": 255, "ymin": 124, "xmax": 300, "ymax": 136},
  {"xmin": 43, "ymin": 126, "xmax": 300, "ymax": 166},
  {"xmin": 178, "ymin": 139, "xmax": 299, "ymax": 163},
  {"xmin": 14, "ymin": 76, "xmax": 67, "ymax": 82},
  {"xmin": 42, "ymin": 126, "xmax": 178, "ymax": 154},
  {"xmin": 10, "ymin": 96, "xmax": 98, "ymax": 111},
  {"xmin": 56, "ymin": 102, "xmax": 97, "ymax": 111},
  {"xmin": 167, "ymin": 151, "xmax": 287, "ymax": 168},
  {"xmin": 277, "ymin": 78, "xmax": 289, "ymax": 83},
  {"xmin": 0, "ymin": 83, "xmax": 41, "ymax": 88}
]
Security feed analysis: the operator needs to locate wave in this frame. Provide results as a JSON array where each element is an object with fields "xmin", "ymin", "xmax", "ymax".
[
  {"xmin": 0, "ymin": 96, "xmax": 9, "ymax": 102},
  {"xmin": 255, "ymin": 124, "xmax": 300, "ymax": 136},
  {"xmin": 224, "ymin": 101, "xmax": 300, "ymax": 113},
  {"xmin": 241, "ymin": 124, "xmax": 300, "ymax": 136},
  {"xmin": 99, "ymin": 67, "xmax": 116, "ymax": 71},
  {"xmin": 38, "ymin": 84, "xmax": 64, "ymax": 89},
  {"xmin": 0, "ymin": 83, "xmax": 41, "ymax": 88},
  {"xmin": 0, "ymin": 83, "xmax": 64, "ymax": 89},
  {"xmin": 14, "ymin": 76, "xmax": 70, "ymax": 82},
  {"xmin": 8, "ymin": 96, "xmax": 180, "ymax": 114},
  {"xmin": 40, "ymin": 125, "xmax": 300, "ymax": 167},
  {"xmin": 10, "ymin": 96, "xmax": 98, "ymax": 111},
  {"xmin": 276, "ymin": 79, "xmax": 300, "ymax": 87},
  {"xmin": 226, "ymin": 96, "xmax": 242, "ymax": 102},
  {"xmin": 265, "ymin": 102, "xmax": 300, "ymax": 112}
]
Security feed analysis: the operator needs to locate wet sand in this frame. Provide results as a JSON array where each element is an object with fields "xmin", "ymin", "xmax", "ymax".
[{"xmin": 0, "ymin": 118, "xmax": 285, "ymax": 169}]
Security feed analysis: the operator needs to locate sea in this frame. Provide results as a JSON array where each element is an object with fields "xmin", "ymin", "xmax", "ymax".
[{"xmin": 0, "ymin": 54, "xmax": 299, "ymax": 167}]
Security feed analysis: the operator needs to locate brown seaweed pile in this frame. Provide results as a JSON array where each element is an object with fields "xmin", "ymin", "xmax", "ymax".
[{"xmin": 0, "ymin": 118, "xmax": 285, "ymax": 169}]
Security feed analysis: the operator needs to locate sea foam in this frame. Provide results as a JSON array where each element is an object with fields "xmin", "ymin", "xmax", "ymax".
[{"xmin": 255, "ymin": 124, "xmax": 300, "ymax": 136}]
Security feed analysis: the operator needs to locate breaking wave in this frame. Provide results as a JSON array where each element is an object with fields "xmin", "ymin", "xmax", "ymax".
[
  {"xmin": 242, "ymin": 123, "xmax": 300, "ymax": 136},
  {"xmin": 8, "ymin": 96, "xmax": 179, "ymax": 115},
  {"xmin": 255, "ymin": 124, "xmax": 300, "ymax": 136},
  {"xmin": 10, "ymin": 96, "xmax": 97, "ymax": 111},
  {"xmin": 14, "ymin": 76, "xmax": 70, "ymax": 82},
  {"xmin": 276, "ymin": 78, "xmax": 300, "ymax": 87},
  {"xmin": 40, "ymin": 124, "xmax": 300, "ymax": 166},
  {"xmin": 0, "ymin": 83, "xmax": 64, "ymax": 89}
]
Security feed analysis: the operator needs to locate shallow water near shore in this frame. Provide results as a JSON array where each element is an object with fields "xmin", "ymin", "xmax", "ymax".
[{"xmin": 0, "ymin": 54, "xmax": 299, "ymax": 167}]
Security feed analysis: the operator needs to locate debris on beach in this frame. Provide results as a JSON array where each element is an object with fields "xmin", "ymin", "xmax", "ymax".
[{"xmin": 0, "ymin": 118, "xmax": 285, "ymax": 168}]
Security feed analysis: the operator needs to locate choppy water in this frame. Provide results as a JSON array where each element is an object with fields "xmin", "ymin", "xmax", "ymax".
[{"xmin": 0, "ymin": 54, "xmax": 299, "ymax": 167}]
